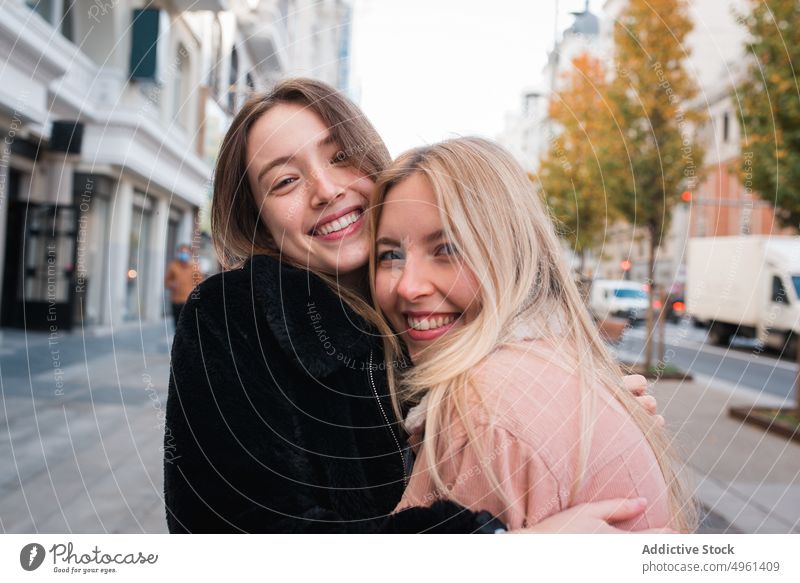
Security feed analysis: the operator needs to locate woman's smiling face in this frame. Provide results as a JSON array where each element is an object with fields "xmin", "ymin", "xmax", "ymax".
[
  {"xmin": 246, "ymin": 102, "xmax": 374, "ymax": 277},
  {"xmin": 374, "ymin": 172, "xmax": 481, "ymax": 362}
]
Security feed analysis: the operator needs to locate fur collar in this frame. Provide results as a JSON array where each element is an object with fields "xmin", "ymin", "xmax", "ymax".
[{"xmin": 246, "ymin": 255, "xmax": 375, "ymax": 379}]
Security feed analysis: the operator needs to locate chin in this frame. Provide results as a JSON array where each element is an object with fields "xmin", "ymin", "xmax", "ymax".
[
  {"xmin": 315, "ymin": 259, "xmax": 366, "ymax": 281},
  {"xmin": 334, "ymin": 248, "xmax": 370, "ymax": 274}
]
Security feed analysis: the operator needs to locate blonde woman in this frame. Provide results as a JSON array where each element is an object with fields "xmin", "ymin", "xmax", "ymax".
[{"xmin": 371, "ymin": 137, "xmax": 697, "ymax": 532}]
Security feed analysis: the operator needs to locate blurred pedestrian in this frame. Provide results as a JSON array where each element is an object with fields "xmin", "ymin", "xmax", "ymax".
[{"xmin": 165, "ymin": 244, "xmax": 199, "ymax": 326}]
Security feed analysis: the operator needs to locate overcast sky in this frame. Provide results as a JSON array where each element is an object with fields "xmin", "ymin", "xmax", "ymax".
[{"xmin": 349, "ymin": 0, "xmax": 602, "ymax": 156}]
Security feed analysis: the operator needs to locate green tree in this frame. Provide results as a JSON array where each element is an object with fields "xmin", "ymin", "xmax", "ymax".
[
  {"xmin": 608, "ymin": 0, "xmax": 704, "ymax": 368},
  {"xmin": 537, "ymin": 53, "xmax": 626, "ymax": 278},
  {"xmin": 737, "ymin": 0, "xmax": 800, "ymax": 419},
  {"xmin": 736, "ymin": 0, "xmax": 800, "ymax": 227}
]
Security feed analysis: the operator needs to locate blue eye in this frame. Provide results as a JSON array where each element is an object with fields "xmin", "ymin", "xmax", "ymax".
[
  {"xmin": 378, "ymin": 249, "xmax": 403, "ymax": 262},
  {"xmin": 437, "ymin": 243, "xmax": 458, "ymax": 256}
]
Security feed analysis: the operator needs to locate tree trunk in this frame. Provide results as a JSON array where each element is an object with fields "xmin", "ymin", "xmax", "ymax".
[
  {"xmin": 644, "ymin": 232, "xmax": 657, "ymax": 371},
  {"xmin": 658, "ymin": 288, "xmax": 667, "ymax": 365}
]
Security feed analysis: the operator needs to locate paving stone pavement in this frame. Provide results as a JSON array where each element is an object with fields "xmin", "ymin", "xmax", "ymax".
[
  {"xmin": 0, "ymin": 320, "xmax": 761, "ymax": 533},
  {"xmin": 0, "ymin": 322, "xmax": 171, "ymax": 533},
  {"xmin": 652, "ymin": 378, "xmax": 800, "ymax": 534}
]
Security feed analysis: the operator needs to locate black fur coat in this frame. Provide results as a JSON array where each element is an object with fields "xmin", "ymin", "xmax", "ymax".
[{"xmin": 164, "ymin": 254, "xmax": 503, "ymax": 533}]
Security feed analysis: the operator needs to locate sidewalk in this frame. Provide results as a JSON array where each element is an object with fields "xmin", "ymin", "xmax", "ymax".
[
  {"xmin": 3, "ymin": 319, "xmax": 796, "ymax": 533},
  {"xmin": 651, "ymin": 376, "xmax": 800, "ymax": 533},
  {"xmin": 0, "ymin": 321, "xmax": 172, "ymax": 533}
]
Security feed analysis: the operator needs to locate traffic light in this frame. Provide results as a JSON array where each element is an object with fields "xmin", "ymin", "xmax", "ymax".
[{"xmin": 681, "ymin": 191, "xmax": 692, "ymax": 203}]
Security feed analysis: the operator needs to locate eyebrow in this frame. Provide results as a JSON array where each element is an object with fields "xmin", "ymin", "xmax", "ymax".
[
  {"xmin": 424, "ymin": 229, "xmax": 446, "ymax": 243},
  {"xmin": 375, "ymin": 236, "xmax": 400, "ymax": 247},
  {"xmin": 375, "ymin": 230, "xmax": 446, "ymax": 248},
  {"xmin": 256, "ymin": 133, "xmax": 338, "ymax": 187}
]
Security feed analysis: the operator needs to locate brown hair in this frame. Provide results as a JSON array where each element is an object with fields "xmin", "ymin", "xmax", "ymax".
[{"xmin": 211, "ymin": 77, "xmax": 391, "ymax": 270}]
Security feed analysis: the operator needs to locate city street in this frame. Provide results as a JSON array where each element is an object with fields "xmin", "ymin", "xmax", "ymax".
[
  {"xmin": 0, "ymin": 316, "xmax": 770, "ymax": 534},
  {"xmin": 0, "ymin": 322, "xmax": 171, "ymax": 533},
  {"xmin": 0, "ymin": 0, "xmax": 798, "ymax": 578},
  {"xmin": 613, "ymin": 320, "xmax": 800, "ymax": 533},
  {"xmin": 616, "ymin": 320, "xmax": 800, "ymax": 406}
]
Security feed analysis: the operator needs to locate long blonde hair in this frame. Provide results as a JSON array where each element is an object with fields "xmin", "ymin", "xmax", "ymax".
[{"xmin": 368, "ymin": 137, "xmax": 697, "ymax": 532}]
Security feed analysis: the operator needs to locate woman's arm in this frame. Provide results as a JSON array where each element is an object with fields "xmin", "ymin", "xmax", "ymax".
[
  {"xmin": 513, "ymin": 498, "xmax": 676, "ymax": 534},
  {"xmin": 164, "ymin": 295, "xmax": 500, "ymax": 533}
]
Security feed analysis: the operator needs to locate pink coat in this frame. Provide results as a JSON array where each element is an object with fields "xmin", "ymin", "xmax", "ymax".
[{"xmin": 396, "ymin": 340, "xmax": 672, "ymax": 531}]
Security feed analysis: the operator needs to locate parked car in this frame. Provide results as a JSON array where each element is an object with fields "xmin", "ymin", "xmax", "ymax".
[
  {"xmin": 589, "ymin": 280, "xmax": 649, "ymax": 324},
  {"xmin": 664, "ymin": 295, "xmax": 686, "ymax": 323}
]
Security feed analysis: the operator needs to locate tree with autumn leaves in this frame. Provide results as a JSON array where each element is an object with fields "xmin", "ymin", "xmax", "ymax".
[
  {"xmin": 609, "ymin": 0, "xmax": 704, "ymax": 368},
  {"xmin": 537, "ymin": 53, "xmax": 626, "ymax": 278},
  {"xmin": 540, "ymin": 0, "xmax": 703, "ymax": 368},
  {"xmin": 736, "ymin": 0, "xmax": 800, "ymax": 420},
  {"xmin": 736, "ymin": 0, "xmax": 800, "ymax": 228}
]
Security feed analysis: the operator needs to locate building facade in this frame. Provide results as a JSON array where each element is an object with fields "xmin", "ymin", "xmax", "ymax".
[
  {"xmin": 501, "ymin": 0, "xmax": 789, "ymax": 290},
  {"xmin": 499, "ymin": 1, "xmax": 606, "ymax": 174},
  {"xmin": 0, "ymin": 0, "xmax": 351, "ymax": 331}
]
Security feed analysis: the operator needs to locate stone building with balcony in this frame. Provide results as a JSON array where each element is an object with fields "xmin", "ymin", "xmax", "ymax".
[{"xmin": 0, "ymin": 0, "xmax": 350, "ymax": 331}]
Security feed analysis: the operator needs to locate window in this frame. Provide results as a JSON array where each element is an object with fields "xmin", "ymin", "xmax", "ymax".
[
  {"xmin": 722, "ymin": 112, "xmax": 730, "ymax": 143},
  {"xmin": 228, "ymin": 47, "xmax": 239, "ymax": 112},
  {"xmin": 772, "ymin": 276, "xmax": 789, "ymax": 304},
  {"xmin": 614, "ymin": 289, "xmax": 648, "ymax": 299},
  {"xmin": 26, "ymin": 0, "xmax": 75, "ymax": 41},
  {"xmin": 208, "ymin": 19, "xmax": 222, "ymax": 100},
  {"xmin": 172, "ymin": 44, "xmax": 191, "ymax": 129},
  {"xmin": 26, "ymin": 0, "xmax": 54, "ymax": 23}
]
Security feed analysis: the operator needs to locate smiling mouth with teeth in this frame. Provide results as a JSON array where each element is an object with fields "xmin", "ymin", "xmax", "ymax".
[
  {"xmin": 312, "ymin": 209, "xmax": 363, "ymax": 237},
  {"xmin": 406, "ymin": 313, "xmax": 459, "ymax": 331}
]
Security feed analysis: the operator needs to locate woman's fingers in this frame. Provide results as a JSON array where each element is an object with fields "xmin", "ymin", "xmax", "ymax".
[
  {"xmin": 636, "ymin": 394, "xmax": 658, "ymax": 415},
  {"xmin": 623, "ymin": 374, "xmax": 662, "ymax": 418},
  {"xmin": 590, "ymin": 497, "xmax": 649, "ymax": 523},
  {"xmin": 623, "ymin": 374, "xmax": 648, "ymax": 396},
  {"xmin": 513, "ymin": 498, "xmax": 646, "ymax": 533},
  {"xmin": 508, "ymin": 498, "xmax": 678, "ymax": 534}
]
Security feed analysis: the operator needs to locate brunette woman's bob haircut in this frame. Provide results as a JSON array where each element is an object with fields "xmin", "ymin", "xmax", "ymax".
[{"xmin": 211, "ymin": 77, "xmax": 391, "ymax": 270}]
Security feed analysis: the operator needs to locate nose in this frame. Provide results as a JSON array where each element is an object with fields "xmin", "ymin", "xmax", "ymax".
[
  {"xmin": 309, "ymin": 165, "xmax": 345, "ymax": 208},
  {"xmin": 395, "ymin": 256, "xmax": 435, "ymax": 302}
]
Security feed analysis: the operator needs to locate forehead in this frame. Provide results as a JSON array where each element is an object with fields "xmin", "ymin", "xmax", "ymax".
[
  {"xmin": 247, "ymin": 102, "xmax": 329, "ymax": 159},
  {"xmin": 379, "ymin": 173, "xmax": 442, "ymax": 233}
]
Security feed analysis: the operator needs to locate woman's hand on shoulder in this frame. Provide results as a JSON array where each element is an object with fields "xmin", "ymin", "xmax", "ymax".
[
  {"xmin": 507, "ymin": 498, "xmax": 677, "ymax": 534},
  {"xmin": 623, "ymin": 374, "xmax": 665, "ymax": 427}
]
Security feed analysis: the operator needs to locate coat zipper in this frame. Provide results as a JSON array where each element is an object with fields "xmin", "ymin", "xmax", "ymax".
[{"xmin": 368, "ymin": 350, "xmax": 409, "ymax": 486}]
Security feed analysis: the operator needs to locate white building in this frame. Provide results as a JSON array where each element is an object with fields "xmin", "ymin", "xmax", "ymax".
[
  {"xmin": 283, "ymin": 0, "xmax": 351, "ymax": 89},
  {"xmin": 499, "ymin": 1, "xmax": 605, "ymax": 173},
  {"xmin": 0, "ymin": 0, "xmax": 350, "ymax": 332}
]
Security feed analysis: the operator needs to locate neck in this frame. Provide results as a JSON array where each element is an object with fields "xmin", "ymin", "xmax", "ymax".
[{"xmin": 335, "ymin": 268, "xmax": 369, "ymax": 298}]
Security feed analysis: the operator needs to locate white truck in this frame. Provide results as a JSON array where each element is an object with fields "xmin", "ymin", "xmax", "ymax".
[{"xmin": 686, "ymin": 236, "xmax": 800, "ymax": 349}]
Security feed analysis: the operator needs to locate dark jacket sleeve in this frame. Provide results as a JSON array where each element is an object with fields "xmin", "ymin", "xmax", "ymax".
[{"xmin": 164, "ymin": 294, "xmax": 505, "ymax": 534}]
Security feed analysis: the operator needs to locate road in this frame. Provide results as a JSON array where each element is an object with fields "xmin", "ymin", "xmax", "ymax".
[{"xmin": 615, "ymin": 320, "xmax": 799, "ymax": 403}]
